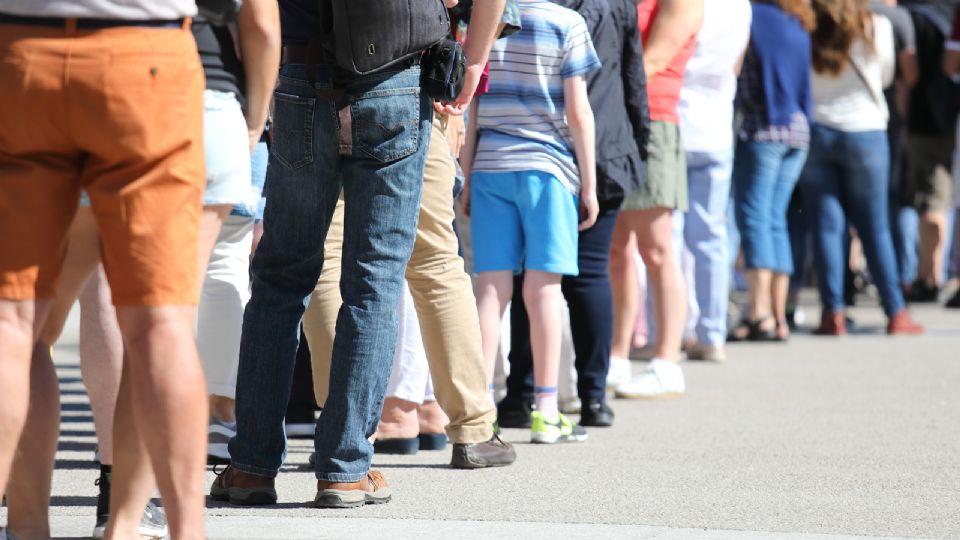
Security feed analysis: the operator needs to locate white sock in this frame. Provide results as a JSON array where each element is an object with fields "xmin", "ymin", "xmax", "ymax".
[
  {"xmin": 487, "ymin": 384, "xmax": 496, "ymax": 408},
  {"xmin": 534, "ymin": 387, "xmax": 559, "ymax": 421}
]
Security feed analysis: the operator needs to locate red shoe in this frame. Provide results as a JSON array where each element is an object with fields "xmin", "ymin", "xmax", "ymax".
[
  {"xmin": 813, "ymin": 311, "xmax": 846, "ymax": 336},
  {"xmin": 886, "ymin": 310, "xmax": 924, "ymax": 335}
]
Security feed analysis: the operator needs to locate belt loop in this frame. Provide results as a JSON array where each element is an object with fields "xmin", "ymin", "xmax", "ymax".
[
  {"xmin": 65, "ymin": 17, "xmax": 77, "ymax": 36},
  {"xmin": 182, "ymin": 17, "xmax": 191, "ymax": 30}
]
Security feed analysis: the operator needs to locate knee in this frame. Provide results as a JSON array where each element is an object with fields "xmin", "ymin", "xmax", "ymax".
[
  {"xmin": 115, "ymin": 306, "xmax": 193, "ymax": 357},
  {"xmin": 638, "ymin": 243, "xmax": 671, "ymax": 270}
]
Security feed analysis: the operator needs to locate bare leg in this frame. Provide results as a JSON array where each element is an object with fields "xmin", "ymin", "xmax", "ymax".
[
  {"xmin": 0, "ymin": 300, "xmax": 46, "ymax": 522},
  {"xmin": 523, "ymin": 270, "xmax": 564, "ymax": 396},
  {"xmin": 104, "ymin": 358, "xmax": 155, "ymax": 540},
  {"xmin": 417, "ymin": 400, "xmax": 449, "ymax": 434},
  {"xmin": 771, "ymin": 273, "xmax": 790, "ymax": 339},
  {"xmin": 747, "ymin": 269, "xmax": 774, "ymax": 321},
  {"xmin": 79, "ymin": 268, "xmax": 124, "ymax": 465},
  {"xmin": 5, "ymin": 343, "xmax": 60, "ymax": 539},
  {"xmin": 609, "ymin": 218, "xmax": 639, "ymax": 359},
  {"xmin": 376, "ymin": 397, "xmax": 420, "ymax": 440},
  {"xmin": 112, "ymin": 306, "xmax": 207, "ymax": 540},
  {"xmin": 918, "ymin": 211, "xmax": 947, "ymax": 286},
  {"xmin": 630, "ymin": 208, "xmax": 686, "ymax": 362},
  {"xmin": 476, "ymin": 271, "xmax": 515, "ymax": 391},
  {"xmin": 6, "ymin": 208, "xmax": 100, "ymax": 536}
]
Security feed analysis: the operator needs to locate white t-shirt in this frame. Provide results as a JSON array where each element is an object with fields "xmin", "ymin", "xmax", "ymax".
[
  {"xmin": 1, "ymin": 1, "xmax": 196, "ymax": 19},
  {"xmin": 679, "ymin": 0, "xmax": 752, "ymax": 153},
  {"xmin": 811, "ymin": 14, "xmax": 895, "ymax": 132}
]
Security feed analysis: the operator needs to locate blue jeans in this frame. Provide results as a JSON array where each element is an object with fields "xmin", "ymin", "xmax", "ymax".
[
  {"xmin": 675, "ymin": 150, "xmax": 733, "ymax": 346},
  {"xmin": 229, "ymin": 63, "xmax": 432, "ymax": 482},
  {"xmin": 798, "ymin": 126, "xmax": 904, "ymax": 316},
  {"xmin": 732, "ymin": 140, "xmax": 807, "ymax": 274}
]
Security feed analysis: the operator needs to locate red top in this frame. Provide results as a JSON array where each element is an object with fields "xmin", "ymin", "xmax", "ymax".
[{"xmin": 637, "ymin": 0, "xmax": 697, "ymax": 124}]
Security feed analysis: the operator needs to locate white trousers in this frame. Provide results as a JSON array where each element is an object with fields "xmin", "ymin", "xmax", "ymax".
[
  {"xmin": 386, "ymin": 281, "xmax": 435, "ymax": 403},
  {"xmin": 198, "ymin": 214, "xmax": 254, "ymax": 399}
]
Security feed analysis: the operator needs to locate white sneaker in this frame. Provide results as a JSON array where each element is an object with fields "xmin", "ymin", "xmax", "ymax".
[
  {"xmin": 615, "ymin": 361, "xmax": 685, "ymax": 399},
  {"xmin": 606, "ymin": 356, "xmax": 632, "ymax": 391}
]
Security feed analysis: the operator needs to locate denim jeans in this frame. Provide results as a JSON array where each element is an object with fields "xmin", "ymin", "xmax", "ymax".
[
  {"xmin": 675, "ymin": 150, "xmax": 733, "ymax": 346},
  {"xmin": 505, "ymin": 198, "xmax": 622, "ymax": 404},
  {"xmin": 229, "ymin": 63, "xmax": 432, "ymax": 482},
  {"xmin": 798, "ymin": 125, "xmax": 904, "ymax": 317},
  {"xmin": 732, "ymin": 140, "xmax": 807, "ymax": 274}
]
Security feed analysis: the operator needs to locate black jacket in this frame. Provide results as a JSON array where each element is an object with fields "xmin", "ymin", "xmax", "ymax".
[{"xmin": 552, "ymin": 0, "xmax": 650, "ymax": 202}]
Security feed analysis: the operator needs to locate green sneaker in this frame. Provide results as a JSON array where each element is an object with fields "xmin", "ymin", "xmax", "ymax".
[{"xmin": 530, "ymin": 411, "xmax": 587, "ymax": 444}]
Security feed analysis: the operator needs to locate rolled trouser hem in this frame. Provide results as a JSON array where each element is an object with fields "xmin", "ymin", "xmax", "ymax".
[
  {"xmin": 230, "ymin": 461, "xmax": 280, "ymax": 479},
  {"xmin": 315, "ymin": 471, "xmax": 368, "ymax": 483},
  {"xmin": 446, "ymin": 423, "xmax": 494, "ymax": 445}
]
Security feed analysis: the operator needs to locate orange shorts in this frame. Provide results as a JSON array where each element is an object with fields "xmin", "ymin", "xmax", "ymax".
[{"xmin": 0, "ymin": 22, "xmax": 205, "ymax": 306}]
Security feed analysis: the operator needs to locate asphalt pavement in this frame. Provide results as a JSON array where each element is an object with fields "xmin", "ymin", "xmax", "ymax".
[{"xmin": 3, "ymin": 294, "xmax": 959, "ymax": 539}]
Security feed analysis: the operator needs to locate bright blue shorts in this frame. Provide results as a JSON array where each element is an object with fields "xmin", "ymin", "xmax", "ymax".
[{"xmin": 471, "ymin": 170, "xmax": 579, "ymax": 276}]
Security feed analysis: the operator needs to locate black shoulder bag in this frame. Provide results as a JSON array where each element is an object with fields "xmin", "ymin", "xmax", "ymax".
[{"xmin": 317, "ymin": 0, "xmax": 465, "ymax": 101}]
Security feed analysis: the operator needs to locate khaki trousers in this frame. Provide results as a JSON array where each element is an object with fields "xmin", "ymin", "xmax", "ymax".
[{"xmin": 302, "ymin": 116, "xmax": 494, "ymax": 444}]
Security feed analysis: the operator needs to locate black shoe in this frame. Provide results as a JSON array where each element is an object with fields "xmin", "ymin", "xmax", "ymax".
[
  {"xmin": 907, "ymin": 280, "xmax": 940, "ymax": 303},
  {"xmin": 946, "ymin": 289, "xmax": 960, "ymax": 309},
  {"xmin": 496, "ymin": 399, "xmax": 533, "ymax": 429},
  {"xmin": 450, "ymin": 433, "xmax": 517, "ymax": 469},
  {"xmin": 579, "ymin": 398, "xmax": 614, "ymax": 427},
  {"xmin": 93, "ymin": 469, "xmax": 111, "ymax": 538}
]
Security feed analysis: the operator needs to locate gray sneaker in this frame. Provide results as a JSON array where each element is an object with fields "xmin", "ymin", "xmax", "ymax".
[{"xmin": 91, "ymin": 501, "xmax": 167, "ymax": 540}]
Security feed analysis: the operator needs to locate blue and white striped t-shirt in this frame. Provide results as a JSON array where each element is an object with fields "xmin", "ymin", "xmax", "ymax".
[{"xmin": 473, "ymin": 0, "xmax": 601, "ymax": 193}]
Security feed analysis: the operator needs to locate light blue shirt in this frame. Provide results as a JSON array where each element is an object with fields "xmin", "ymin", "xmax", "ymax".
[{"xmin": 473, "ymin": 0, "xmax": 600, "ymax": 193}]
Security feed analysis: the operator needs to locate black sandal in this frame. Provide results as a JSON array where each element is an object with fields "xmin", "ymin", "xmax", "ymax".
[{"xmin": 727, "ymin": 316, "xmax": 776, "ymax": 342}]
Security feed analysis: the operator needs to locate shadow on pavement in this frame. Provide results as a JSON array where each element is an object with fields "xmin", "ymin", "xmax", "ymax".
[{"xmin": 50, "ymin": 495, "xmax": 97, "ymax": 508}]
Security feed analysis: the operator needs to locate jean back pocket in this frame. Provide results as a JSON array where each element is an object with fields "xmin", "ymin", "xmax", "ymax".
[
  {"xmin": 351, "ymin": 87, "xmax": 422, "ymax": 163},
  {"xmin": 272, "ymin": 91, "xmax": 316, "ymax": 169}
]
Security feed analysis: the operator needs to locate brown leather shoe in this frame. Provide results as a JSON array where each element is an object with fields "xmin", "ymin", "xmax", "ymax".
[
  {"xmin": 315, "ymin": 470, "xmax": 391, "ymax": 508},
  {"xmin": 209, "ymin": 465, "xmax": 277, "ymax": 506},
  {"xmin": 812, "ymin": 311, "xmax": 846, "ymax": 336},
  {"xmin": 886, "ymin": 309, "xmax": 924, "ymax": 335}
]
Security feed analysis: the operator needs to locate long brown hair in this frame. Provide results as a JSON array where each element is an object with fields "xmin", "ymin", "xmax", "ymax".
[
  {"xmin": 752, "ymin": 0, "xmax": 816, "ymax": 31},
  {"xmin": 809, "ymin": 0, "xmax": 873, "ymax": 75}
]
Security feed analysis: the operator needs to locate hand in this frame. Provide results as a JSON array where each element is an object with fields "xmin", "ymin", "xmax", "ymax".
[
  {"xmin": 578, "ymin": 190, "xmax": 599, "ymax": 231},
  {"xmin": 445, "ymin": 115, "xmax": 466, "ymax": 158},
  {"xmin": 439, "ymin": 63, "xmax": 484, "ymax": 116},
  {"xmin": 444, "ymin": 0, "xmax": 459, "ymax": 6}
]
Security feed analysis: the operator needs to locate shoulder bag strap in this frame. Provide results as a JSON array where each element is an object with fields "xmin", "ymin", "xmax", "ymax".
[{"xmin": 846, "ymin": 55, "xmax": 884, "ymax": 108}]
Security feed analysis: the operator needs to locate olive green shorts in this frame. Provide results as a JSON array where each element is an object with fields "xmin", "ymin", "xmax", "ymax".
[
  {"xmin": 622, "ymin": 120, "xmax": 689, "ymax": 212},
  {"xmin": 905, "ymin": 134, "xmax": 954, "ymax": 213}
]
